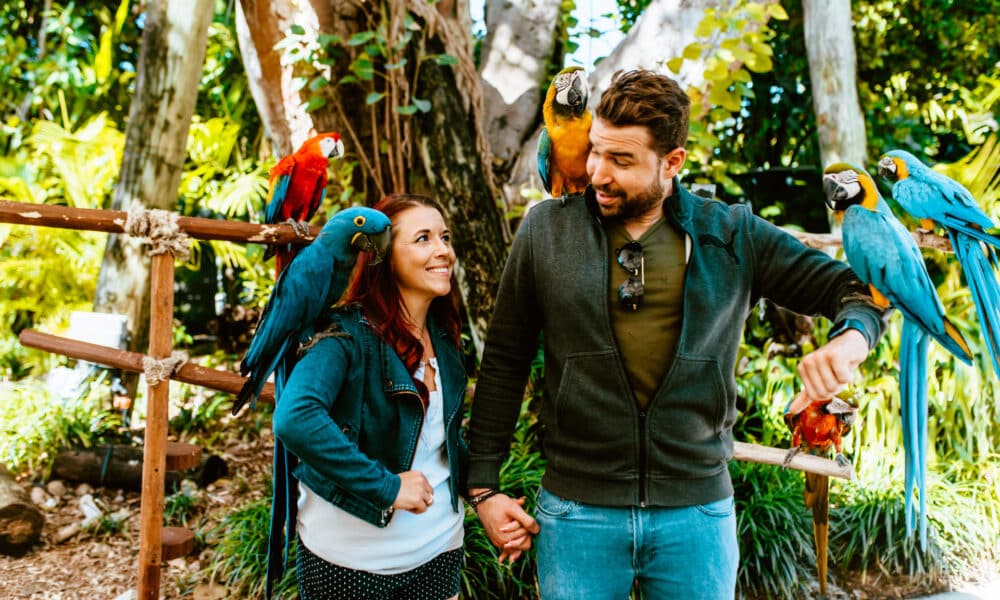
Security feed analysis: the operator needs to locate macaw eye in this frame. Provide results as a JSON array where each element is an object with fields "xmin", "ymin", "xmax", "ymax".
[{"xmin": 354, "ymin": 215, "xmax": 366, "ymax": 227}]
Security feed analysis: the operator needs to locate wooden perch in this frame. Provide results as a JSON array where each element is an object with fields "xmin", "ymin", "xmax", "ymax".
[
  {"xmin": 733, "ymin": 441, "xmax": 853, "ymax": 480},
  {"xmin": 18, "ymin": 329, "xmax": 274, "ymax": 405},
  {"xmin": 788, "ymin": 228, "xmax": 953, "ymax": 253},
  {"xmin": 0, "ymin": 199, "xmax": 319, "ymax": 245}
]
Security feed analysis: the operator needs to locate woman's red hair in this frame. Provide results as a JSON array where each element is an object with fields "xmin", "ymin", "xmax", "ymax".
[{"xmin": 339, "ymin": 194, "xmax": 463, "ymax": 406}]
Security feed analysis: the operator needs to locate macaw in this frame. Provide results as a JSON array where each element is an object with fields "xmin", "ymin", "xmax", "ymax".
[
  {"xmin": 823, "ymin": 162, "xmax": 974, "ymax": 551},
  {"xmin": 263, "ymin": 132, "xmax": 345, "ymax": 276},
  {"xmin": 878, "ymin": 149, "xmax": 1000, "ymax": 380},
  {"xmin": 234, "ymin": 205, "xmax": 391, "ymax": 413},
  {"xmin": 235, "ymin": 206, "xmax": 390, "ymax": 598},
  {"xmin": 538, "ymin": 66, "xmax": 592, "ymax": 198},
  {"xmin": 784, "ymin": 395, "xmax": 858, "ymax": 597}
]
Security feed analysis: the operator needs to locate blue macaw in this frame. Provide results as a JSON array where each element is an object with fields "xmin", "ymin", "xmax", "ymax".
[
  {"xmin": 878, "ymin": 149, "xmax": 1000, "ymax": 380},
  {"xmin": 233, "ymin": 206, "xmax": 390, "ymax": 597},
  {"xmin": 823, "ymin": 162, "xmax": 973, "ymax": 551},
  {"xmin": 538, "ymin": 66, "xmax": 592, "ymax": 197}
]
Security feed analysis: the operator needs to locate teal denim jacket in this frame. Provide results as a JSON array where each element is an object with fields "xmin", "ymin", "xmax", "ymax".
[{"xmin": 273, "ymin": 307, "xmax": 469, "ymax": 527}]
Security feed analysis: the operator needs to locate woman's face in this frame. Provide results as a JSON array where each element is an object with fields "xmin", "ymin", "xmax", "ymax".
[{"xmin": 390, "ymin": 205, "xmax": 456, "ymax": 306}]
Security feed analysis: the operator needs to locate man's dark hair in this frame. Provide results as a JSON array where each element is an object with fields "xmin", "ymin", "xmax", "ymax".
[{"xmin": 595, "ymin": 69, "xmax": 691, "ymax": 157}]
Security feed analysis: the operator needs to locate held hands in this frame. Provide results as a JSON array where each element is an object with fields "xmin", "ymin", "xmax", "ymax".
[
  {"xmin": 470, "ymin": 489, "xmax": 540, "ymax": 564},
  {"xmin": 795, "ymin": 328, "xmax": 869, "ymax": 406},
  {"xmin": 393, "ymin": 470, "xmax": 435, "ymax": 514}
]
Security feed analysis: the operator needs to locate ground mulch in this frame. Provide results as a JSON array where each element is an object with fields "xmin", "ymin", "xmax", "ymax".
[{"xmin": 0, "ymin": 430, "xmax": 271, "ymax": 599}]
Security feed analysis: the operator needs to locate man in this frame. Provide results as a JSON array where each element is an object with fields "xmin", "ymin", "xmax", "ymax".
[{"xmin": 467, "ymin": 69, "xmax": 886, "ymax": 599}]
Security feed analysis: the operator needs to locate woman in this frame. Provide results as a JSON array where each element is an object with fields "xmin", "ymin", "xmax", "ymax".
[{"xmin": 273, "ymin": 194, "xmax": 468, "ymax": 600}]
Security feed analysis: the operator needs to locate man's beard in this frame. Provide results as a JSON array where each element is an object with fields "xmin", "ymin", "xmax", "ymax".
[{"xmin": 594, "ymin": 177, "xmax": 667, "ymax": 220}]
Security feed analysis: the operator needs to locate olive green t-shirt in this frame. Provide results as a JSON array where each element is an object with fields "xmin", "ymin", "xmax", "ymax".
[{"xmin": 606, "ymin": 217, "xmax": 687, "ymax": 410}]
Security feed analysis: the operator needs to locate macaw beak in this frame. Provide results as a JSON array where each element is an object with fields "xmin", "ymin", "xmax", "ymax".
[
  {"xmin": 822, "ymin": 173, "xmax": 853, "ymax": 211},
  {"xmin": 351, "ymin": 226, "xmax": 392, "ymax": 265},
  {"xmin": 329, "ymin": 138, "xmax": 345, "ymax": 159},
  {"xmin": 568, "ymin": 76, "xmax": 588, "ymax": 116},
  {"xmin": 877, "ymin": 156, "xmax": 896, "ymax": 180}
]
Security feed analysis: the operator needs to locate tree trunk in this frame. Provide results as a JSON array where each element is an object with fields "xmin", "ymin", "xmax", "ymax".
[
  {"xmin": 235, "ymin": 0, "xmax": 323, "ymax": 156},
  {"xmin": 236, "ymin": 1, "xmax": 507, "ymax": 355},
  {"xmin": 51, "ymin": 445, "xmax": 228, "ymax": 492},
  {"xmin": 802, "ymin": 0, "xmax": 866, "ymax": 231},
  {"xmin": 0, "ymin": 466, "xmax": 43, "ymax": 553},
  {"xmin": 478, "ymin": 0, "xmax": 561, "ymax": 196},
  {"xmin": 92, "ymin": 0, "xmax": 214, "ymax": 397}
]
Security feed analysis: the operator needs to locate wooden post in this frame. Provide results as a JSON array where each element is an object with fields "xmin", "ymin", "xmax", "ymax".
[{"xmin": 137, "ymin": 253, "xmax": 174, "ymax": 599}]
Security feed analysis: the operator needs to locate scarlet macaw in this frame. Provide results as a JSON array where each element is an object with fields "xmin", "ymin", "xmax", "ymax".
[
  {"xmin": 538, "ymin": 66, "xmax": 592, "ymax": 197},
  {"xmin": 784, "ymin": 395, "xmax": 858, "ymax": 596},
  {"xmin": 878, "ymin": 149, "xmax": 1000, "ymax": 380},
  {"xmin": 823, "ymin": 162, "xmax": 974, "ymax": 551},
  {"xmin": 264, "ymin": 132, "xmax": 345, "ymax": 276}
]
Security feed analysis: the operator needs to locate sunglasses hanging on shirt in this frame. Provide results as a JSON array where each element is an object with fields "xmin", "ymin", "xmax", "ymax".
[{"xmin": 616, "ymin": 241, "xmax": 644, "ymax": 311}]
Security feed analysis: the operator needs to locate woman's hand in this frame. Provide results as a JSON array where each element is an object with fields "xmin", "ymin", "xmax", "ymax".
[{"xmin": 393, "ymin": 470, "xmax": 434, "ymax": 513}]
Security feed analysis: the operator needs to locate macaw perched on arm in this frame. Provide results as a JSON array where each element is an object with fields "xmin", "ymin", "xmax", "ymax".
[
  {"xmin": 878, "ymin": 149, "xmax": 1000, "ymax": 380},
  {"xmin": 538, "ymin": 66, "xmax": 592, "ymax": 198},
  {"xmin": 264, "ymin": 132, "xmax": 345, "ymax": 276},
  {"xmin": 824, "ymin": 162, "xmax": 974, "ymax": 551},
  {"xmin": 783, "ymin": 395, "xmax": 858, "ymax": 597}
]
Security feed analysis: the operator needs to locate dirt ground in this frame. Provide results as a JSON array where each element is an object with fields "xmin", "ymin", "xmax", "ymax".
[
  {"xmin": 0, "ymin": 431, "xmax": 271, "ymax": 600},
  {"xmin": 0, "ymin": 428, "xmax": 992, "ymax": 600}
]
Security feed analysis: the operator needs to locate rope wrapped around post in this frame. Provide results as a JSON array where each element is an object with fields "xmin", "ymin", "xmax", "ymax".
[
  {"xmin": 141, "ymin": 351, "xmax": 189, "ymax": 387},
  {"xmin": 124, "ymin": 203, "xmax": 191, "ymax": 261}
]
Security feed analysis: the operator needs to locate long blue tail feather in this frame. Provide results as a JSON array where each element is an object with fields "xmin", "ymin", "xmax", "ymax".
[
  {"xmin": 900, "ymin": 320, "xmax": 930, "ymax": 551},
  {"xmin": 265, "ymin": 350, "xmax": 299, "ymax": 598},
  {"xmin": 951, "ymin": 230, "xmax": 1000, "ymax": 379}
]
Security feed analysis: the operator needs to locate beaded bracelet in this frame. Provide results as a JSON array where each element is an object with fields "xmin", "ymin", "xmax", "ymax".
[{"xmin": 467, "ymin": 488, "xmax": 501, "ymax": 509}]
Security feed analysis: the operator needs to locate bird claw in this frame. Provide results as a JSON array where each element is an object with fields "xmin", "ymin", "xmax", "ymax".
[
  {"xmin": 285, "ymin": 218, "xmax": 310, "ymax": 238},
  {"xmin": 834, "ymin": 453, "xmax": 852, "ymax": 468},
  {"xmin": 782, "ymin": 447, "xmax": 801, "ymax": 468}
]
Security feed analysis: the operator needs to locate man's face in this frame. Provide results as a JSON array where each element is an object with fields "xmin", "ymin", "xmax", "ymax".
[{"xmin": 585, "ymin": 117, "xmax": 685, "ymax": 220}]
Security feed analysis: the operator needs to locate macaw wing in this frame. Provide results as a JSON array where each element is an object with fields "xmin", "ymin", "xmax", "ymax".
[
  {"xmin": 237, "ymin": 248, "xmax": 335, "ymax": 405},
  {"xmin": 264, "ymin": 154, "xmax": 298, "ymax": 224},
  {"xmin": 926, "ymin": 171, "xmax": 995, "ymax": 231},
  {"xmin": 537, "ymin": 127, "xmax": 553, "ymax": 194},
  {"xmin": 843, "ymin": 206, "xmax": 947, "ymax": 336},
  {"xmin": 306, "ymin": 172, "xmax": 328, "ymax": 222}
]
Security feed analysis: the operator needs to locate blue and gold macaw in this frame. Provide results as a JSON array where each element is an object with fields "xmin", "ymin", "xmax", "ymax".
[
  {"xmin": 538, "ymin": 66, "xmax": 592, "ymax": 197},
  {"xmin": 234, "ymin": 206, "xmax": 390, "ymax": 598},
  {"xmin": 878, "ymin": 149, "xmax": 1000, "ymax": 380},
  {"xmin": 823, "ymin": 162, "xmax": 973, "ymax": 551}
]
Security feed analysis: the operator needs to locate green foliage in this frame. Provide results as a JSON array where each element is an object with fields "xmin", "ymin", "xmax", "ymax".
[
  {"xmin": 732, "ymin": 461, "xmax": 814, "ymax": 598},
  {"xmin": 0, "ymin": 373, "xmax": 123, "ymax": 476},
  {"xmin": 207, "ymin": 483, "xmax": 298, "ymax": 599},
  {"xmin": 274, "ymin": 3, "xmax": 460, "ymax": 197},
  {"xmin": 0, "ymin": 1, "xmax": 140, "ymax": 134},
  {"xmin": 666, "ymin": 1, "xmax": 790, "ymax": 194},
  {"xmin": 462, "ymin": 395, "xmax": 544, "ymax": 599},
  {"xmin": 207, "ymin": 493, "xmax": 271, "ymax": 598}
]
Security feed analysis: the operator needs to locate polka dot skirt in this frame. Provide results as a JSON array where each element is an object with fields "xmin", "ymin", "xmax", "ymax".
[{"xmin": 296, "ymin": 537, "xmax": 462, "ymax": 600}]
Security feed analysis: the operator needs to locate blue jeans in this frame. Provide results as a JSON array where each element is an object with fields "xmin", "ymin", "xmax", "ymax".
[{"xmin": 534, "ymin": 487, "xmax": 738, "ymax": 600}]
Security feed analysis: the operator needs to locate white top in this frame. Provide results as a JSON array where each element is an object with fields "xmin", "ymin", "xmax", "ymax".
[{"xmin": 296, "ymin": 358, "xmax": 464, "ymax": 573}]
